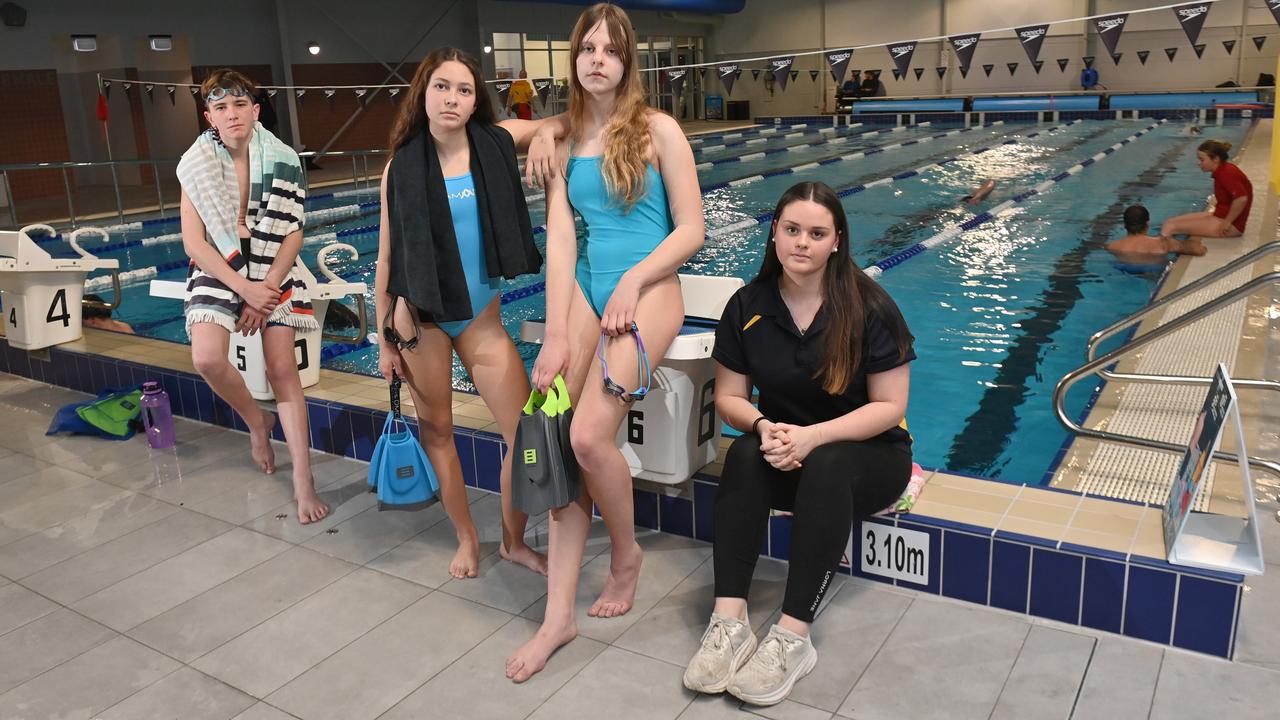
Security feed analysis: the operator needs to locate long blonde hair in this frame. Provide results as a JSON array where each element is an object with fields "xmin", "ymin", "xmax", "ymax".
[{"xmin": 568, "ymin": 3, "xmax": 652, "ymax": 209}]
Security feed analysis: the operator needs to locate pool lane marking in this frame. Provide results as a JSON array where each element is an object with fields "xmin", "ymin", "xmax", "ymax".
[
  {"xmin": 695, "ymin": 121, "xmax": 937, "ymax": 171},
  {"xmin": 704, "ymin": 119, "xmax": 1080, "ymax": 240},
  {"xmin": 687, "ymin": 122, "xmax": 808, "ymax": 146},
  {"xmin": 862, "ymin": 119, "xmax": 1167, "ymax": 279},
  {"xmin": 693, "ymin": 123, "xmax": 860, "ymax": 154}
]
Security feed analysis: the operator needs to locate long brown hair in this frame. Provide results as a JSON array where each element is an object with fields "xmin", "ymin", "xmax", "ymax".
[
  {"xmin": 568, "ymin": 3, "xmax": 652, "ymax": 209},
  {"xmin": 387, "ymin": 47, "xmax": 496, "ymax": 152},
  {"xmin": 754, "ymin": 182, "xmax": 912, "ymax": 394}
]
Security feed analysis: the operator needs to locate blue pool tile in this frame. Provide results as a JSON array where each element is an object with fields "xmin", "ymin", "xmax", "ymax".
[
  {"xmin": 849, "ymin": 517, "xmax": 895, "ymax": 586},
  {"xmin": 177, "ymin": 378, "xmax": 197, "ymax": 420},
  {"xmin": 0, "ymin": 341, "xmax": 9, "ymax": 374},
  {"xmin": 210, "ymin": 395, "xmax": 235, "ymax": 428},
  {"xmin": 453, "ymin": 432, "xmax": 477, "ymax": 488},
  {"xmin": 74, "ymin": 355, "xmax": 91, "ymax": 392},
  {"xmin": 474, "ymin": 436, "xmax": 502, "ymax": 493},
  {"xmin": 192, "ymin": 382, "xmax": 215, "ymax": 424},
  {"xmin": 350, "ymin": 411, "xmax": 378, "ymax": 462},
  {"xmin": 894, "ymin": 520, "xmax": 940, "ymax": 594},
  {"xmin": 90, "ymin": 358, "xmax": 109, "ymax": 393},
  {"xmin": 158, "ymin": 373, "xmax": 182, "ymax": 414},
  {"xmin": 328, "ymin": 407, "xmax": 355, "ymax": 457},
  {"xmin": 8, "ymin": 346, "xmax": 30, "ymax": 379},
  {"xmin": 307, "ymin": 402, "xmax": 334, "ymax": 454},
  {"xmin": 1172, "ymin": 575, "xmax": 1238, "ymax": 658},
  {"xmin": 658, "ymin": 494, "xmax": 694, "ymax": 538},
  {"xmin": 942, "ymin": 531, "xmax": 990, "ymax": 605},
  {"xmin": 990, "ymin": 540, "xmax": 1031, "ymax": 614},
  {"xmin": 1123, "ymin": 565, "xmax": 1176, "ymax": 644},
  {"xmin": 1081, "ymin": 557, "xmax": 1126, "ymax": 634},
  {"xmin": 768, "ymin": 515, "xmax": 792, "ymax": 561},
  {"xmin": 693, "ymin": 480, "xmax": 717, "ymax": 542},
  {"xmin": 1029, "ymin": 549, "xmax": 1082, "ymax": 624},
  {"xmin": 633, "ymin": 488, "xmax": 659, "ymax": 530}
]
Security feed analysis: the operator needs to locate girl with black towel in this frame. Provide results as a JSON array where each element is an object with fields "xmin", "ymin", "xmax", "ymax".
[{"xmin": 375, "ymin": 47, "xmax": 561, "ymax": 580}]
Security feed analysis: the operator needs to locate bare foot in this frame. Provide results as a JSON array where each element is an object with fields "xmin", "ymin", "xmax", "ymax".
[
  {"xmin": 588, "ymin": 540, "xmax": 643, "ymax": 618},
  {"xmin": 505, "ymin": 621, "xmax": 577, "ymax": 683},
  {"xmin": 450, "ymin": 535, "xmax": 481, "ymax": 579},
  {"xmin": 250, "ymin": 409, "xmax": 276, "ymax": 474},
  {"xmin": 295, "ymin": 482, "xmax": 330, "ymax": 525},
  {"xmin": 500, "ymin": 541, "xmax": 548, "ymax": 576}
]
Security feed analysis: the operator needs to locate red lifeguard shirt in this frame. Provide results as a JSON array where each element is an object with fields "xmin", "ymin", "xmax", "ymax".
[{"xmin": 1212, "ymin": 162, "xmax": 1252, "ymax": 232}]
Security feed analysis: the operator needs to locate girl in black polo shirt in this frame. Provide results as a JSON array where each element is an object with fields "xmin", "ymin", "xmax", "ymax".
[{"xmin": 683, "ymin": 181, "xmax": 914, "ymax": 706}]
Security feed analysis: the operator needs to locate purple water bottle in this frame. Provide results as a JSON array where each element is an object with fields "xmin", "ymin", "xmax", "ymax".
[{"xmin": 140, "ymin": 381, "xmax": 175, "ymax": 449}]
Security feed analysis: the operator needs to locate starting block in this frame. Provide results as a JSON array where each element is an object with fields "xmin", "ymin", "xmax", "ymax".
[{"xmin": 0, "ymin": 225, "xmax": 120, "ymax": 350}]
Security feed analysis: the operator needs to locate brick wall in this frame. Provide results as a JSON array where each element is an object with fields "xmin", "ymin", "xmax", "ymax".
[
  {"xmin": 291, "ymin": 63, "xmax": 403, "ymax": 153},
  {"xmin": 0, "ymin": 69, "xmax": 74, "ymax": 201}
]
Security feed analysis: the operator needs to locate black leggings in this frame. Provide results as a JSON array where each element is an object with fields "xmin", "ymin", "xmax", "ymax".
[{"xmin": 713, "ymin": 433, "xmax": 911, "ymax": 623}]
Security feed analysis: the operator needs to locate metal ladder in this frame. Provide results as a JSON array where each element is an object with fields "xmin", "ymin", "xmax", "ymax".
[{"xmin": 1053, "ymin": 242, "xmax": 1280, "ymax": 482}]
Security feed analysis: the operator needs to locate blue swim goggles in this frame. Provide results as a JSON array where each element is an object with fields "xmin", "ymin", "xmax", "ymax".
[{"xmin": 597, "ymin": 322, "xmax": 651, "ymax": 403}]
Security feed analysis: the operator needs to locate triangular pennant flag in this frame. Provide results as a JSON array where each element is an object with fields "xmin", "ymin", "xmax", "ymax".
[
  {"xmin": 718, "ymin": 64, "xmax": 741, "ymax": 95},
  {"xmin": 388, "ymin": 87, "xmax": 401, "ymax": 106},
  {"xmin": 887, "ymin": 41, "xmax": 917, "ymax": 80},
  {"xmin": 1173, "ymin": 3, "xmax": 1211, "ymax": 47},
  {"xmin": 267, "ymin": 89, "xmax": 277, "ymax": 97},
  {"xmin": 948, "ymin": 33, "xmax": 981, "ymax": 76},
  {"xmin": 1166, "ymin": 47, "xmax": 1179, "ymax": 61},
  {"xmin": 1015, "ymin": 24, "xmax": 1049, "ymax": 64},
  {"xmin": 982, "ymin": 63, "xmax": 994, "ymax": 77},
  {"xmin": 122, "ymin": 82, "xmax": 132, "ymax": 91},
  {"xmin": 189, "ymin": 86, "xmax": 199, "ymax": 96},
  {"xmin": 533, "ymin": 78, "xmax": 553, "ymax": 107},
  {"xmin": 1007, "ymin": 62, "xmax": 1018, "ymax": 76},
  {"xmin": 295, "ymin": 89, "xmax": 306, "ymax": 105},
  {"xmin": 354, "ymin": 88, "xmax": 368, "ymax": 107},
  {"xmin": 1057, "ymin": 58, "xmax": 1070, "ymax": 72},
  {"xmin": 826, "ymin": 49, "xmax": 852, "ymax": 86},
  {"xmin": 770, "ymin": 56, "xmax": 794, "ymax": 91},
  {"xmin": 751, "ymin": 69, "xmax": 761, "ymax": 81},
  {"xmin": 892, "ymin": 69, "xmax": 902, "ymax": 81},
  {"xmin": 166, "ymin": 85, "xmax": 176, "ymax": 105},
  {"xmin": 1193, "ymin": 43, "xmax": 1206, "ymax": 58},
  {"xmin": 1083, "ymin": 56, "xmax": 1096, "ymax": 69},
  {"xmin": 1254, "ymin": 36, "xmax": 1267, "ymax": 51},
  {"xmin": 103, "ymin": 80, "xmax": 111, "ymax": 99},
  {"xmin": 1223, "ymin": 40, "xmax": 1236, "ymax": 55},
  {"xmin": 1034, "ymin": 60, "xmax": 1044, "ymax": 74},
  {"xmin": 1093, "ymin": 14, "xmax": 1128, "ymax": 59},
  {"xmin": 789, "ymin": 70, "xmax": 798, "ymax": 82},
  {"xmin": 936, "ymin": 66, "xmax": 947, "ymax": 79},
  {"xmin": 666, "ymin": 68, "xmax": 688, "ymax": 98},
  {"xmin": 324, "ymin": 88, "xmax": 335, "ymax": 111},
  {"xmin": 699, "ymin": 68, "xmax": 707, "ymax": 80},
  {"xmin": 143, "ymin": 84, "xmax": 154, "ymax": 102},
  {"xmin": 1137, "ymin": 50, "xmax": 1150, "ymax": 65},
  {"xmin": 913, "ymin": 67, "xmax": 924, "ymax": 80},
  {"xmin": 1111, "ymin": 52, "xmax": 1123, "ymax": 65},
  {"xmin": 871, "ymin": 69, "xmax": 883, "ymax": 79},
  {"xmin": 495, "ymin": 80, "xmax": 512, "ymax": 108},
  {"xmin": 810, "ymin": 69, "xmax": 820, "ymax": 82},
  {"xmin": 1267, "ymin": 0, "xmax": 1280, "ymax": 29}
]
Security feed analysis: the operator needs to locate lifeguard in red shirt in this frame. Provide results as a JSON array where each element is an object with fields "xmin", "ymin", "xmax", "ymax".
[{"xmin": 1160, "ymin": 139, "xmax": 1252, "ymax": 240}]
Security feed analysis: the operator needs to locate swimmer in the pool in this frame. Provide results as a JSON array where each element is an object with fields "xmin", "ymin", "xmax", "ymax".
[
  {"xmin": 961, "ymin": 179, "xmax": 996, "ymax": 206},
  {"xmin": 376, "ymin": 47, "xmax": 563, "ymax": 580},
  {"xmin": 506, "ymin": 1, "xmax": 704, "ymax": 683},
  {"xmin": 1107, "ymin": 204, "xmax": 1206, "ymax": 266}
]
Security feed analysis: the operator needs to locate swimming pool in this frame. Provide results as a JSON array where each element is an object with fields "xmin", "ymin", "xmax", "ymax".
[{"xmin": 39, "ymin": 116, "xmax": 1249, "ymax": 485}]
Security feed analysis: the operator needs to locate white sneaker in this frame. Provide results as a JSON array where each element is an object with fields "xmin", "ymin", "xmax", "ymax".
[
  {"xmin": 682, "ymin": 612, "xmax": 757, "ymax": 694},
  {"xmin": 727, "ymin": 624, "xmax": 817, "ymax": 707}
]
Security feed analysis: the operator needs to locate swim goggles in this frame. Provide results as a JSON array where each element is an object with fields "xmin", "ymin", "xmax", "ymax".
[
  {"xmin": 597, "ymin": 322, "xmax": 651, "ymax": 403},
  {"xmin": 381, "ymin": 296, "xmax": 420, "ymax": 351},
  {"xmin": 205, "ymin": 86, "xmax": 252, "ymax": 104}
]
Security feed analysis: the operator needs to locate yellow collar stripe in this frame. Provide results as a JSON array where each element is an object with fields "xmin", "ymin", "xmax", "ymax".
[{"xmin": 743, "ymin": 314, "xmax": 762, "ymax": 332}]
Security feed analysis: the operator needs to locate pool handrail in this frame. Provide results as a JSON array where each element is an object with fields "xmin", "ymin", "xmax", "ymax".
[
  {"xmin": 1084, "ymin": 240, "xmax": 1280, "ymax": 393},
  {"xmin": 1054, "ymin": 271, "xmax": 1280, "ymax": 482},
  {"xmin": 67, "ymin": 226, "xmax": 122, "ymax": 311}
]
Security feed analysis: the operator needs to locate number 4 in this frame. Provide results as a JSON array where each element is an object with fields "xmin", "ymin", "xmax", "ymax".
[
  {"xmin": 46, "ymin": 289, "xmax": 70, "ymax": 327},
  {"xmin": 8, "ymin": 307, "xmax": 15, "ymax": 328}
]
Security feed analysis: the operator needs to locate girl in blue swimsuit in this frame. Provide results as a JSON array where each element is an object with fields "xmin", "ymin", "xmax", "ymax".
[
  {"xmin": 506, "ymin": 2, "xmax": 706, "ymax": 683},
  {"xmin": 375, "ymin": 48, "xmax": 557, "ymax": 581}
]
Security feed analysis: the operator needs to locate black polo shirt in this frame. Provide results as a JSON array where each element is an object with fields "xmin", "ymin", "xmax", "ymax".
[{"xmin": 713, "ymin": 280, "xmax": 915, "ymax": 448}]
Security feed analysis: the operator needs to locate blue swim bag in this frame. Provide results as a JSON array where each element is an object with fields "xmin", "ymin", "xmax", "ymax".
[{"xmin": 368, "ymin": 374, "xmax": 439, "ymax": 511}]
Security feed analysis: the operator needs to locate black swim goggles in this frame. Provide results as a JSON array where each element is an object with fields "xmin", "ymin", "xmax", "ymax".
[
  {"xmin": 597, "ymin": 322, "xmax": 651, "ymax": 403},
  {"xmin": 205, "ymin": 86, "xmax": 252, "ymax": 104},
  {"xmin": 381, "ymin": 296, "xmax": 420, "ymax": 351}
]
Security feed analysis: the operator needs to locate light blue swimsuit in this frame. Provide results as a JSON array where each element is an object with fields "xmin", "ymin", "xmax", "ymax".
[
  {"xmin": 567, "ymin": 156, "xmax": 674, "ymax": 316},
  {"xmin": 436, "ymin": 173, "xmax": 500, "ymax": 337}
]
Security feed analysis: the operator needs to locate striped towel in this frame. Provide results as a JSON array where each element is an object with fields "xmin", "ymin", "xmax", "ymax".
[{"xmin": 176, "ymin": 123, "xmax": 316, "ymax": 335}]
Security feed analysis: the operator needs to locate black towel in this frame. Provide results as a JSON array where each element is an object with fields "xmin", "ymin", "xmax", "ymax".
[{"xmin": 386, "ymin": 122, "xmax": 542, "ymax": 323}]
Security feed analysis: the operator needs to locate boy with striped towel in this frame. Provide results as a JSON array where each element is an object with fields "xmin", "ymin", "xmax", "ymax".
[{"xmin": 177, "ymin": 69, "xmax": 328, "ymax": 524}]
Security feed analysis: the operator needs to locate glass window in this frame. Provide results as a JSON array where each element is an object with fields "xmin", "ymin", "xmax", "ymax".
[
  {"xmin": 524, "ymin": 35, "xmax": 549, "ymax": 51},
  {"xmin": 493, "ymin": 32, "xmax": 522, "ymax": 50},
  {"xmin": 494, "ymin": 50, "xmax": 523, "ymax": 78}
]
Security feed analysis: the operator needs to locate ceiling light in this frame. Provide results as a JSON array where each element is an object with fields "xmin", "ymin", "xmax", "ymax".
[
  {"xmin": 71, "ymin": 34, "xmax": 97, "ymax": 52},
  {"xmin": 307, "ymin": 41, "xmax": 320, "ymax": 56},
  {"xmin": 148, "ymin": 35, "xmax": 172, "ymax": 51}
]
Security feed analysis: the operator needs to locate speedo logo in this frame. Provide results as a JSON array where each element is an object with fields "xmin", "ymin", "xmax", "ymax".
[
  {"xmin": 1019, "ymin": 28, "xmax": 1045, "ymax": 42},
  {"xmin": 1097, "ymin": 17, "xmax": 1125, "ymax": 32},
  {"xmin": 718, "ymin": 64, "xmax": 738, "ymax": 76},
  {"xmin": 668, "ymin": 69, "xmax": 686, "ymax": 80},
  {"xmin": 890, "ymin": 44, "xmax": 914, "ymax": 58},
  {"xmin": 827, "ymin": 51, "xmax": 851, "ymax": 63},
  {"xmin": 952, "ymin": 37, "xmax": 977, "ymax": 50},
  {"xmin": 771, "ymin": 58, "xmax": 791, "ymax": 69},
  {"xmin": 1177, "ymin": 6, "xmax": 1207, "ymax": 21},
  {"xmin": 496, "ymin": 82, "xmax": 512, "ymax": 92}
]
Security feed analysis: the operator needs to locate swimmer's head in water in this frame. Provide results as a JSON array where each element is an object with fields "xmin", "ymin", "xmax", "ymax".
[
  {"xmin": 1196, "ymin": 139, "xmax": 1231, "ymax": 171},
  {"xmin": 1189, "ymin": 125, "xmax": 1203, "ymax": 134},
  {"xmin": 389, "ymin": 47, "xmax": 494, "ymax": 150},
  {"xmin": 1123, "ymin": 204, "xmax": 1150, "ymax": 234}
]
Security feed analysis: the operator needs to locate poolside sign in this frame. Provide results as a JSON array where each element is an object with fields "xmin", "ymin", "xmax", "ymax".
[{"xmin": 1162, "ymin": 364, "xmax": 1264, "ymax": 575}]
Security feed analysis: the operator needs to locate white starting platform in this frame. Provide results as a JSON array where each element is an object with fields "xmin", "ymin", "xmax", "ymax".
[
  {"xmin": 0, "ymin": 225, "xmax": 120, "ymax": 351},
  {"xmin": 521, "ymin": 273, "xmax": 743, "ymax": 485},
  {"xmin": 150, "ymin": 243, "xmax": 367, "ymax": 401}
]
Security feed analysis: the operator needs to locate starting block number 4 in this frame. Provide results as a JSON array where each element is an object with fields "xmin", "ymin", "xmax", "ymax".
[{"xmin": 7, "ymin": 288, "xmax": 72, "ymax": 331}]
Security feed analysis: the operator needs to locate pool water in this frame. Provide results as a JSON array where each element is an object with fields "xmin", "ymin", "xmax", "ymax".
[{"xmin": 44, "ymin": 117, "xmax": 1249, "ymax": 484}]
